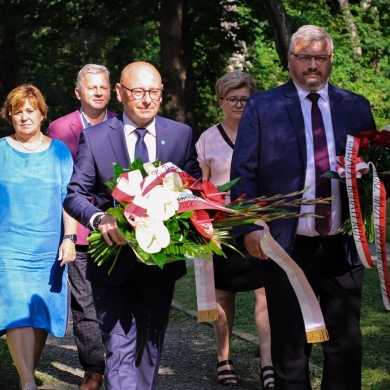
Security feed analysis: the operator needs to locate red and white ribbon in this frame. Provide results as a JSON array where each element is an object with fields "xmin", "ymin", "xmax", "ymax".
[
  {"xmin": 193, "ymin": 222, "xmax": 331, "ymax": 342},
  {"xmin": 335, "ymin": 155, "xmax": 369, "ymax": 179},
  {"xmin": 256, "ymin": 220, "xmax": 329, "ymax": 343},
  {"xmin": 193, "ymin": 256, "xmax": 218, "ymax": 322},
  {"xmin": 344, "ymin": 135, "xmax": 390, "ymax": 309}
]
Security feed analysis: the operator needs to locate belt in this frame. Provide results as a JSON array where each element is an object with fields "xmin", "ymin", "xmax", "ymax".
[
  {"xmin": 75, "ymin": 244, "xmax": 89, "ymax": 252},
  {"xmin": 295, "ymin": 234, "xmax": 341, "ymax": 242}
]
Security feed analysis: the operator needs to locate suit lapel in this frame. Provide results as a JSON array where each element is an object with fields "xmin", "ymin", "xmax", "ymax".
[
  {"xmin": 69, "ymin": 111, "xmax": 83, "ymax": 142},
  {"xmin": 284, "ymin": 81, "xmax": 307, "ymax": 166},
  {"xmin": 328, "ymin": 85, "xmax": 348, "ymax": 155},
  {"xmin": 107, "ymin": 114, "xmax": 130, "ymax": 168},
  {"xmin": 155, "ymin": 116, "xmax": 170, "ymax": 163}
]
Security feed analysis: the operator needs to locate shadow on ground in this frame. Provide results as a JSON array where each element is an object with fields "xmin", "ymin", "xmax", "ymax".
[{"xmin": 0, "ymin": 309, "xmax": 261, "ymax": 390}]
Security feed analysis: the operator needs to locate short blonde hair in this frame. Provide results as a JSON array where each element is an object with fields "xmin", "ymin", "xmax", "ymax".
[
  {"xmin": 215, "ymin": 71, "xmax": 256, "ymax": 99},
  {"xmin": 1, "ymin": 84, "xmax": 48, "ymax": 125}
]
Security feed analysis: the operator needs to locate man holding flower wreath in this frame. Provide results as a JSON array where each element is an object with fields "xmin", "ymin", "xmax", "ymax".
[
  {"xmin": 64, "ymin": 61, "xmax": 201, "ymax": 390},
  {"xmin": 231, "ymin": 25, "xmax": 376, "ymax": 389}
]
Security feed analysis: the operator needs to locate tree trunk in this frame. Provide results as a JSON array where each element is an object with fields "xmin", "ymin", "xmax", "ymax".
[
  {"xmin": 262, "ymin": 0, "xmax": 291, "ymax": 69},
  {"xmin": 338, "ymin": 0, "xmax": 362, "ymax": 56},
  {"xmin": 159, "ymin": 0, "xmax": 186, "ymax": 123}
]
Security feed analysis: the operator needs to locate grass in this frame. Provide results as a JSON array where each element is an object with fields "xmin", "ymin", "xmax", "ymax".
[
  {"xmin": 2, "ymin": 204, "xmax": 390, "ymax": 388},
  {"xmin": 174, "ymin": 200, "xmax": 390, "ymax": 388},
  {"xmin": 174, "ymin": 263, "xmax": 390, "ymax": 389}
]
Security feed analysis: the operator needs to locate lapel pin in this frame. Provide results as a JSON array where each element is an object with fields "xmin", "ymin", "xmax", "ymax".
[{"xmin": 161, "ymin": 140, "xmax": 166, "ymax": 145}]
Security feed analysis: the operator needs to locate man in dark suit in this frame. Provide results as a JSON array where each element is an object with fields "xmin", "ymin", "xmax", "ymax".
[
  {"xmin": 64, "ymin": 61, "xmax": 200, "ymax": 390},
  {"xmin": 48, "ymin": 64, "xmax": 116, "ymax": 390},
  {"xmin": 231, "ymin": 25, "xmax": 376, "ymax": 390}
]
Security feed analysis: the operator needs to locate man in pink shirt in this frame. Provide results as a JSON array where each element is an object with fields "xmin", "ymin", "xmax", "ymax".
[{"xmin": 48, "ymin": 64, "xmax": 116, "ymax": 390}]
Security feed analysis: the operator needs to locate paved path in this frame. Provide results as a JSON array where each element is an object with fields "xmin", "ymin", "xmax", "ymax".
[
  {"xmin": 1, "ymin": 305, "xmax": 263, "ymax": 389},
  {"xmin": 158, "ymin": 307, "xmax": 261, "ymax": 389}
]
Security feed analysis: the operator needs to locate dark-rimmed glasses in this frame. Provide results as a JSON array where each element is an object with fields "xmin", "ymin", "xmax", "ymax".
[
  {"xmin": 225, "ymin": 97, "xmax": 248, "ymax": 106},
  {"xmin": 120, "ymin": 84, "xmax": 163, "ymax": 101},
  {"xmin": 289, "ymin": 53, "xmax": 332, "ymax": 64}
]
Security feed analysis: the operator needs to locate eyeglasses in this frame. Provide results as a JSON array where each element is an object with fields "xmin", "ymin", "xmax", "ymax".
[
  {"xmin": 225, "ymin": 97, "xmax": 248, "ymax": 106},
  {"xmin": 289, "ymin": 53, "xmax": 332, "ymax": 64},
  {"xmin": 120, "ymin": 85, "xmax": 163, "ymax": 101}
]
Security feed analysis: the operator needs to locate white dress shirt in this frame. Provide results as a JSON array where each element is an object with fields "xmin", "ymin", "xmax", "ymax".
[
  {"xmin": 123, "ymin": 113, "xmax": 157, "ymax": 162},
  {"xmin": 294, "ymin": 82, "xmax": 341, "ymax": 236},
  {"xmin": 89, "ymin": 113, "xmax": 157, "ymax": 228}
]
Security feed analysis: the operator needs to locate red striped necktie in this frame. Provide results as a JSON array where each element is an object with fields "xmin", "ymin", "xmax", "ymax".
[{"xmin": 307, "ymin": 93, "xmax": 331, "ymax": 236}]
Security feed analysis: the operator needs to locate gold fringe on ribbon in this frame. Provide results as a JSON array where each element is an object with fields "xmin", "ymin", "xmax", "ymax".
[
  {"xmin": 306, "ymin": 328, "xmax": 329, "ymax": 344},
  {"xmin": 197, "ymin": 309, "xmax": 218, "ymax": 323}
]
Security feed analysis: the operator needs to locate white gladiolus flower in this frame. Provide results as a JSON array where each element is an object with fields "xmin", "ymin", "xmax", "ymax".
[{"xmin": 135, "ymin": 217, "xmax": 170, "ymax": 253}]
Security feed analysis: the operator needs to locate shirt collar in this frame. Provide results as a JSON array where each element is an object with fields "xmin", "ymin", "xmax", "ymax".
[
  {"xmin": 80, "ymin": 108, "xmax": 108, "ymax": 128},
  {"xmin": 292, "ymin": 81, "xmax": 329, "ymax": 103},
  {"xmin": 123, "ymin": 112, "xmax": 156, "ymax": 136}
]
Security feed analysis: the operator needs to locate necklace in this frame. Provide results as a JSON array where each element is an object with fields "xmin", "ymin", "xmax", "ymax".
[{"xmin": 14, "ymin": 132, "xmax": 43, "ymax": 152}]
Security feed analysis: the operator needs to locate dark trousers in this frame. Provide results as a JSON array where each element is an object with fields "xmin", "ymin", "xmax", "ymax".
[
  {"xmin": 91, "ymin": 262, "xmax": 176, "ymax": 390},
  {"xmin": 69, "ymin": 248, "xmax": 105, "ymax": 374},
  {"xmin": 265, "ymin": 234, "xmax": 364, "ymax": 390}
]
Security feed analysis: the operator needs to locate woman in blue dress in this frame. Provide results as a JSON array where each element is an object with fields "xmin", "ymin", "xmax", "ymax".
[{"xmin": 0, "ymin": 84, "xmax": 78, "ymax": 390}]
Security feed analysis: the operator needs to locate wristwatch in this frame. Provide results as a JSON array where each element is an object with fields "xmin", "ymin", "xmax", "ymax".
[
  {"xmin": 92, "ymin": 213, "xmax": 107, "ymax": 230},
  {"xmin": 63, "ymin": 234, "xmax": 77, "ymax": 243}
]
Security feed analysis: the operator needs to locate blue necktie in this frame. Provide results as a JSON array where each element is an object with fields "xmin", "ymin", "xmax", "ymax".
[
  {"xmin": 134, "ymin": 128, "xmax": 149, "ymax": 163},
  {"xmin": 307, "ymin": 93, "xmax": 331, "ymax": 236}
]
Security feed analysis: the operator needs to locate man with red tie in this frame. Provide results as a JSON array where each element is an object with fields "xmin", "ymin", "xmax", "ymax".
[{"xmin": 231, "ymin": 25, "xmax": 376, "ymax": 389}]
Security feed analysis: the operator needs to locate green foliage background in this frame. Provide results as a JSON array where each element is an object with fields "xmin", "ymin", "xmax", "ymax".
[{"xmin": 0, "ymin": 0, "xmax": 389, "ymax": 135}]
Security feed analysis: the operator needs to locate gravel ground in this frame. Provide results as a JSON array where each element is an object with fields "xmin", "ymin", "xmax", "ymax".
[
  {"xmin": 2, "ymin": 304, "xmax": 262, "ymax": 390},
  {"xmin": 157, "ymin": 308, "xmax": 261, "ymax": 390}
]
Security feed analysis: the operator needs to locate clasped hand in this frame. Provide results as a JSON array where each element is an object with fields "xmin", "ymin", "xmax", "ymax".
[{"xmin": 58, "ymin": 240, "xmax": 76, "ymax": 266}]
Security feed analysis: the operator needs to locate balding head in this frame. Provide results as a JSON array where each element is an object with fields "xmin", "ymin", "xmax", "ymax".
[
  {"xmin": 116, "ymin": 61, "xmax": 163, "ymax": 127},
  {"xmin": 120, "ymin": 61, "xmax": 162, "ymax": 86}
]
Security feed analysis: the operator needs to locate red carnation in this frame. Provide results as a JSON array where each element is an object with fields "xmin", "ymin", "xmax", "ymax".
[
  {"xmin": 354, "ymin": 130, "xmax": 377, "ymax": 152},
  {"xmin": 373, "ymin": 131, "xmax": 390, "ymax": 148}
]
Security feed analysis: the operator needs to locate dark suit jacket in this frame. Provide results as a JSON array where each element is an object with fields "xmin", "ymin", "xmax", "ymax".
[
  {"xmin": 64, "ymin": 113, "xmax": 201, "ymax": 286},
  {"xmin": 231, "ymin": 80, "xmax": 376, "ymax": 265},
  {"xmin": 48, "ymin": 109, "xmax": 117, "ymax": 160}
]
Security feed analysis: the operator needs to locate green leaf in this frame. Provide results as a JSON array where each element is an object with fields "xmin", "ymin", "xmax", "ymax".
[
  {"xmin": 217, "ymin": 177, "xmax": 241, "ymax": 192},
  {"xmin": 150, "ymin": 252, "xmax": 167, "ymax": 269},
  {"xmin": 113, "ymin": 163, "xmax": 127, "ymax": 179},
  {"xmin": 178, "ymin": 211, "xmax": 195, "ymax": 219},
  {"xmin": 134, "ymin": 246, "xmax": 151, "ymax": 262},
  {"xmin": 106, "ymin": 207, "xmax": 125, "ymax": 220},
  {"xmin": 322, "ymin": 171, "xmax": 342, "ymax": 180}
]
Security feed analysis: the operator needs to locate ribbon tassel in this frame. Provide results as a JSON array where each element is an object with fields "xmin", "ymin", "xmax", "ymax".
[
  {"xmin": 193, "ymin": 256, "xmax": 218, "ymax": 323},
  {"xmin": 256, "ymin": 219, "xmax": 329, "ymax": 343},
  {"xmin": 306, "ymin": 329, "xmax": 330, "ymax": 343}
]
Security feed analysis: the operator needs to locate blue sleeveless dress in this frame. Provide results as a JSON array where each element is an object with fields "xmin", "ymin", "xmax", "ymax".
[{"xmin": 0, "ymin": 138, "xmax": 73, "ymax": 337}]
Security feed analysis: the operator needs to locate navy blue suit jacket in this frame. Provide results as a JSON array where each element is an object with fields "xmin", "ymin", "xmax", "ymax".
[
  {"xmin": 64, "ymin": 113, "xmax": 201, "ymax": 285},
  {"xmin": 231, "ymin": 80, "xmax": 376, "ymax": 265}
]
